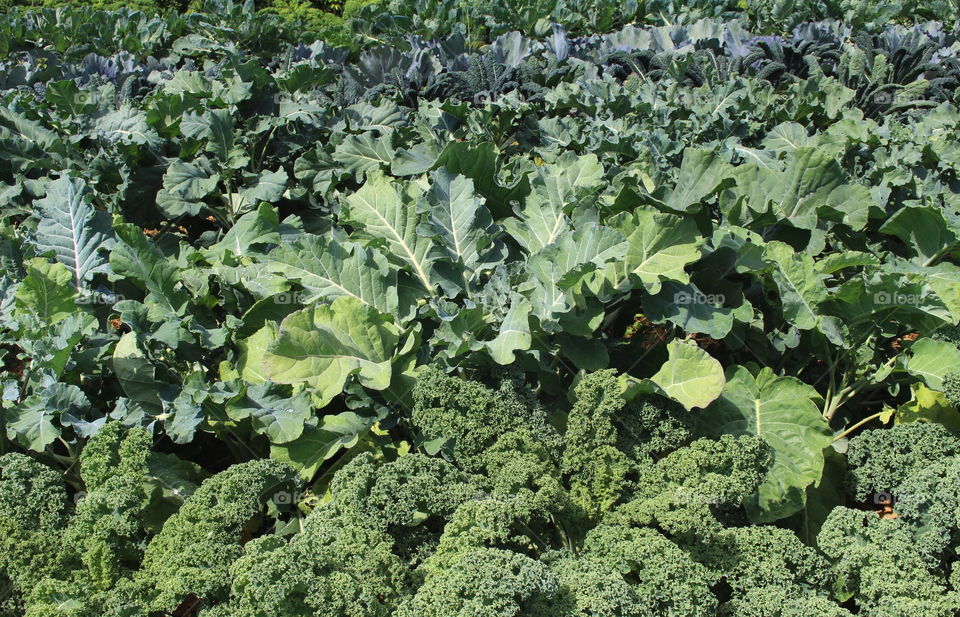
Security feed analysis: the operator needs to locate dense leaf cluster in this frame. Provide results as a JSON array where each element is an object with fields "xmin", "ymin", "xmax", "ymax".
[
  {"xmin": 3, "ymin": 0, "xmax": 957, "ymax": 42},
  {"xmin": 2, "ymin": 7, "xmax": 959, "ymax": 483},
  {"xmin": 1, "ymin": 3, "xmax": 960, "ymax": 617},
  {"xmin": 5, "ymin": 374, "xmax": 960, "ymax": 615}
]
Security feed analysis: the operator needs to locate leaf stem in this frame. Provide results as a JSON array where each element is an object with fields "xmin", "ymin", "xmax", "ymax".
[
  {"xmin": 254, "ymin": 125, "xmax": 279, "ymax": 173},
  {"xmin": 832, "ymin": 410, "xmax": 888, "ymax": 443},
  {"xmin": 153, "ymin": 214, "xmax": 187, "ymax": 243},
  {"xmin": 823, "ymin": 355, "xmax": 897, "ymax": 420},
  {"xmin": 923, "ymin": 241, "xmax": 957, "ymax": 267}
]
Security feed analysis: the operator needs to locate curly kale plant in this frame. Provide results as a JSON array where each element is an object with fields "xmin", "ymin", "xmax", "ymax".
[
  {"xmin": 845, "ymin": 422, "xmax": 960, "ymax": 501},
  {"xmin": 218, "ymin": 506, "xmax": 410, "ymax": 617},
  {"xmin": 138, "ymin": 458, "xmax": 298, "ymax": 611},
  {"xmin": 943, "ymin": 371, "xmax": 960, "ymax": 410},
  {"xmin": 4, "ymin": 371, "xmax": 960, "ymax": 616},
  {"xmin": 818, "ymin": 507, "xmax": 960, "ymax": 617},
  {"xmin": 0, "ymin": 422, "xmax": 153, "ymax": 617},
  {"xmin": 833, "ymin": 422, "xmax": 960, "ymax": 615},
  {"xmin": 400, "ymin": 368, "xmax": 774, "ymax": 615}
]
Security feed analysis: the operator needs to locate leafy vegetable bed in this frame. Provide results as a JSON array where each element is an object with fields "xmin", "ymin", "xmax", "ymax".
[{"xmin": 2, "ymin": 2, "xmax": 960, "ymax": 616}]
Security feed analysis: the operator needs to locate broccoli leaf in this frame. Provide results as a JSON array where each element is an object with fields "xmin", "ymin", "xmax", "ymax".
[
  {"xmin": 32, "ymin": 177, "xmax": 114, "ymax": 289},
  {"xmin": 902, "ymin": 338, "xmax": 960, "ymax": 390},
  {"xmin": 699, "ymin": 365, "xmax": 832, "ymax": 522},
  {"xmin": 650, "ymin": 340, "xmax": 726, "ymax": 410},
  {"xmin": 262, "ymin": 296, "xmax": 401, "ymax": 405}
]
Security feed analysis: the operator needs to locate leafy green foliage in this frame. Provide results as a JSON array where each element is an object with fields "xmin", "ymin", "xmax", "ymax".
[
  {"xmin": 2, "ymin": 2, "xmax": 960, "ymax": 615},
  {"xmin": 3, "ymin": 370, "xmax": 960, "ymax": 615},
  {"xmin": 845, "ymin": 423, "xmax": 960, "ymax": 502},
  {"xmin": 260, "ymin": 0, "xmax": 353, "ymax": 47},
  {"xmin": 0, "ymin": 423, "xmax": 154, "ymax": 617},
  {"xmin": 818, "ymin": 507, "xmax": 960, "ymax": 616},
  {"xmin": 224, "ymin": 507, "xmax": 409, "ymax": 617},
  {"xmin": 138, "ymin": 459, "xmax": 297, "ymax": 611},
  {"xmin": 943, "ymin": 372, "xmax": 960, "ymax": 409}
]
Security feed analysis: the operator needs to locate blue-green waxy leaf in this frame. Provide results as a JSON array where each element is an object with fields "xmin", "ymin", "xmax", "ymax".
[
  {"xmin": 179, "ymin": 108, "xmax": 248, "ymax": 167},
  {"xmin": 535, "ymin": 152, "xmax": 604, "ymax": 208},
  {"xmin": 157, "ymin": 160, "xmax": 217, "ymax": 217},
  {"xmin": 725, "ymin": 148, "xmax": 844, "ymax": 231},
  {"xmin": 14, "ymin": 259, "xmax": 78, "ymax": 324},
  {"xmin": 762, "ymin": 241, "xmax": 828, "ymax": 331},
  {"xmin": 6, "ymin": 382, "xmax": 89, "ymax": 451},
  {"xmin": 521, "ymin": 224, "xmax": 625, "ymax": 327},
  {"xmin": 699, "ymin": 365, "xmax": 832, "ymax": 522},
  {"xmin": 263, "ymin": 234, "xmax": 400, "ymax": 318},
  {"xmin": 485, "ymin": 293, "xmax": 532, "ymax": 365},
  {"xmin": 644, "ymin": 281, "xmax": 736, "ymax": 340},
  {"xmin": 294, "ymin": 146, "xmax": 341, "ymax": 194},
  {"xmin": 391, "ymin": 141, "xmax": 442, "ymax": 176},
  {"xmin": 142, "ymin": 452, "xmax": 208, "ymax": 530},
  {"xmin": 434, "ymin": 141, "xmax": 531, "ymax": 216},
  {"xmin": 110, "ymin": 221, "xmax": 190, "ymax": 320},
  {"xmin": 886, "ymin": 259, "xmax": 960, "ymax": 325},
  {"xmin": 557, "ymin": 334, "xmax": 608, "ymax": 371},
  {"xmin": 226, "ymin": 383, "xmax": 314, "ymax": 444},
  {"xmin": 1, "ymin": 380, "xmax": 18, "ymax": 402},
  {"xmin": 551, "ymin": 225, "xmax": 626, "ymax": 279},
  {"xmin": 502, "ymin": 153, "xmax": 601, "ymax": 253},
  {"xmin": 502, "ymin": 189, "xmax": 568, "ymax": 254},
  {"xmin": 607, "ymin": 207, "xmax": 701, "ymax": 294},
  {"xmin": 262, "ymin": 296, "xmax": 401, "ymax": 406},
  {"xmin": 45, "ymin": 80, "xmax": 95, "ymax": 116},
  {"xmin": 709, "ymin": 226, "xmax": 767, "ymax": 273},
  {"xmin": 209, "ymin": 203, "xmax": 281, "ymax": 259},
  {"xmin": 819, "ymin": 184, "xmax": 872, "ymax": 231},
  {"xmin": 113, "ymin": 332, "xmax": 164, "ymax": 413},
  {"xmin": 0, "ymin": 106, "xmax": 64, "ymax": 171},
  {"xmin": 94, "ymin": 106, "xmax": 159, "ymax": 147},
  {"xmin": 879, "ymin": 205, "xmax": 958, "ymax": 265},
  {"xmin": 24, "ymin": 312, "xmax": 96, "ymax": 379},
  {"xmin": 902, "ymin": 338, "xmax": 960, "ymax": 390},
  {"xmin": 163, "ymin": 71, "xmax": 213, "ymax": 98},
  {"xmin": 761, "ymin": 122, "xmax": 814, "ymax": 153},
  {"xmin": 33, "ymin": 177, "xmax": 114, "ymax": 289},
  {"xmin": 815, "ymin": 251, "xmax": 882, "ymax": 274},
  {"xmin": 239, "ymin": 168, "xmax": 288, "ymax": 204},
  {"xmin": 205, "ymin": 108, "xmax": 248, "ymax": 168},
  {"xmin": 237, "ymin": 324, "xmax": 277, "ymax": 385},
  {"xmin": 417, "ymin": 170, "xmax": 504, "ymax": 297},
  {"xmin": 163, "ymin": 390, "xmax": 205, "ymax": 445},
  {"xmin": 270, "ymin": 411, "xmax": 378, "ymax": 480},
  {"xmin": 162, "ymin": 162, "xmax": 214, "ymax": 199},
  {"xmin": 662, "ymin": 147, "xmax": 732, "ymax": 213},
  {"xmin": 333, "ymin": 132, "xmax": 393, "ymax": 177},
  {"xmin": 5, "ymin": 401, "xmax": 60, "ymax": 451},
  {"xmin": 341, "ymin": 172, "xmax": 435, "ymax": 296}
]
